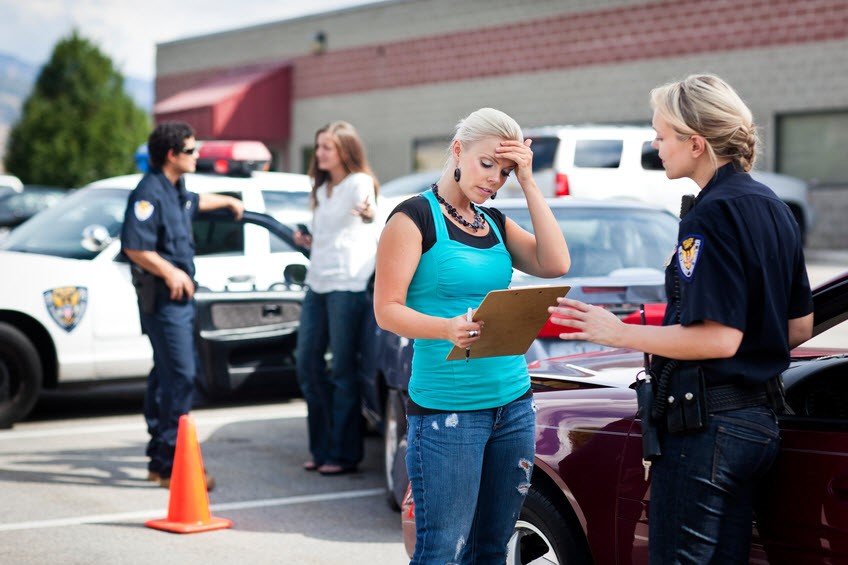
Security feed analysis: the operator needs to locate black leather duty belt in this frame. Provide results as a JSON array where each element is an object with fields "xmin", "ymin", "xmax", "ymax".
[{"xmin": 706, "ymin": 380, "xmax": 775, "ymax": 413}]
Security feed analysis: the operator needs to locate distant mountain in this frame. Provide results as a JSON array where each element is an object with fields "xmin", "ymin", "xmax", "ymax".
[
  {"xmin": 0, "ymin": 53, "xmax": 39, "ymax": 124},
  {"xmin": 0, "ymin": 51, "xmax": 152, "ymax": 128}
]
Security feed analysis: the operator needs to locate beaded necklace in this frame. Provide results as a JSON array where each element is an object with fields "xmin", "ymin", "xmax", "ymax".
[{"xmin": 431, "ymin": 184, "xmax": 486, "ymax": 231}]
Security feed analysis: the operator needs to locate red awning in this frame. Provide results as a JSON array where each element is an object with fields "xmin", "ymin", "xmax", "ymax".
[{"xmin": 154, "ymin": 64, "xmax": 292, "ymax": 142}]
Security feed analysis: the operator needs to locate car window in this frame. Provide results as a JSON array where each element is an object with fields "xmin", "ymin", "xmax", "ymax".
[
  {"xmin": 269, "ymin": 232, "xmax": 296, "ymax": 253},
  {"xmin": 504, "ymin": 206, "xmax": 678, "ymax": 278},
  {"xmin": 528, "ymin": 136, "xmax": 558, "ymax": 171},
  {"xmin": 574, "ymin": 140, "xmax": 623, "ymax": 168},
  {"xmin": 641, "ymin": 142, "xmax": 664, "ymax": 170},
  {"xmin": 193, "ymin": 218, "xmax": 244, "ymax": 256},
  {"xmin": 261, "ymin": 190, "xmax": 311, "ymax": 215},
  {"xmin": 0, "ymin": 191, "xmax": 65, "ymax": 216},
  {"xmin": 193, "ymin": 192, "xmax": 244, "ymax": 257},
  {"xmin": 785, "ymin": 362, "xmax": 848, "ymax": 420},
  {"xmin": 0, "ymin": 188, "xmax": 126, "ymax": 260}
]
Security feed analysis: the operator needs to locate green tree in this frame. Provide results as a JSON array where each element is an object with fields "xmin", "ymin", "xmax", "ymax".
[{"xmin": 4, "ymin": 31, "xmax": 149, "ymax": 187}]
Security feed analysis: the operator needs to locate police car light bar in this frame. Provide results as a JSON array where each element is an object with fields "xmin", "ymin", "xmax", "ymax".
[{"xmin": 196, "ymin": 140, "xmax": 272, "ymax": 177}]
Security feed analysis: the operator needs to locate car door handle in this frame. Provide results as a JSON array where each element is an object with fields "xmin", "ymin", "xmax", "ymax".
[{"xmin": 262, "ymin": 304, "xmax": 282, "ymax": 317}]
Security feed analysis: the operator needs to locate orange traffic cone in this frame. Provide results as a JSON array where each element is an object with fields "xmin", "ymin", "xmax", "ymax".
[{"xmin": 146, "ymin": 414, "xmax": 232, "ymax": 534}]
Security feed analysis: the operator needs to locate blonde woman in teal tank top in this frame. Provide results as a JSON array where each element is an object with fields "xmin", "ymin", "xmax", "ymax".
[{"xmin": 374, "ymin": 108, "xmax": 570, "ymax": 564}]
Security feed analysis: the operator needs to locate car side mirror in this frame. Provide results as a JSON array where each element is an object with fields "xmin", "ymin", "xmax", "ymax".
[
  {"xmin": 284, "ymin": 264, "xmax": 307, "ymax": 287},
  {"xmin": 80, "ymin": 224, "xmax": 112, "ymax": 253}
]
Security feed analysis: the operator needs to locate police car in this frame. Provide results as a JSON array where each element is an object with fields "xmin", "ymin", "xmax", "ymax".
[{"xmin": 0, "ymin": 142, "xmax": 312, "ymax": 427}]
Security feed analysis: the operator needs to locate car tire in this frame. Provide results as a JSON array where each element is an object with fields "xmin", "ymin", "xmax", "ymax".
[
  {"xmin": 0, "ymin": 322, "xmax": 43, "ymax": 429},
  {"xmin": 384, "ymin": 388, "xmax": 408, "ymax": 511},
  {"xmin": 508, "ymin": 486, "xmax": 588, "ymax": 564}
]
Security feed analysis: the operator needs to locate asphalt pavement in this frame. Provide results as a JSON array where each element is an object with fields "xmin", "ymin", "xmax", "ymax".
[{"xmin": 0, "ymin": 399, "xmax": 407, "ymax": 564}]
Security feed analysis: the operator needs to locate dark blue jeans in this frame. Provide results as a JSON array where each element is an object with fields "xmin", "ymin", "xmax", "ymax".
[
  {"xmin": 649, "ymin": 405, "xmax": 780, "ymax": 564},
  {"xmin": 295, "ymin": 289, "xmax": 368, "ymax": 468},
  {"xmin": 140, "ymin": 298, "xmax": 196, "ymax": 478},
  {"xmin": 406, "ymin": 396, "xmax": 536, "ymax": 564}
]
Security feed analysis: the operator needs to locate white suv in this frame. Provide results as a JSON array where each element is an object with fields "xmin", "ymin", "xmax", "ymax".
[{"xmin": 500, "ymin": 125, "xmax": 814, "ymax": 238}]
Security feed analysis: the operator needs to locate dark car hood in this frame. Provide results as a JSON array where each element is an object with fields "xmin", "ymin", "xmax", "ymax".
[
  {"xmin": 529, "ymin": 349, "xmax": 644, "ymax": 389},
  {"xmin": 528, "ymin": 346, "xmax": 848, "ymax": 390},
  {"xmin": 529, "ymin": 269, "xmax": 848, "ymax": 389}
]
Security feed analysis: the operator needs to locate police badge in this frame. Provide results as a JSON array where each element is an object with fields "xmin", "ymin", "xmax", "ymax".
[
  {"xmin": 134, "ymin": 200, "xmax": 154, "ymax": 221},
  {"xmin": 677, "ymin": 236, "xmax": 702, "ymax": 280},
  {"xmin": 43, "ymin": 287, "xmax": 88, "ymax": 332}
]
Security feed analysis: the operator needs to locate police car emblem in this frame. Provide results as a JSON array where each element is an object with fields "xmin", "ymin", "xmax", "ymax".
[
  {"xmin": 43, "ymin": 286, "xmax": 88, "ymax": 332},
  {"xmin": 134, "ymin": 200, "xmax": 154, "ymax": 221},
  {"xmin": 677, "ymin": 236, "xmax": 702, "ymax": 280}
]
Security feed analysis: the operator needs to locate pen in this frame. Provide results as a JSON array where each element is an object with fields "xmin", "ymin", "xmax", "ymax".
[{"xmin": 465, "ymin": 307, "xmax": 472, "ymax": 363}]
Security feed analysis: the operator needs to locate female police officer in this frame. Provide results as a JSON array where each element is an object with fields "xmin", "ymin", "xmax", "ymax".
[{"xmin": 550, "ymin": 75, "xmax": 814, "ymax": 563}]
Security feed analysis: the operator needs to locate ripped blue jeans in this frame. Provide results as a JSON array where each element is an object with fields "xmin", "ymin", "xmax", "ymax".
[{"xmin": 406, "ymin": 395, "xmax": 536, "ymax": 564}]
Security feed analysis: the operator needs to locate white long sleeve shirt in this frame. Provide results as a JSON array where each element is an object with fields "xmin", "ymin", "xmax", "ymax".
[{"xmin": 305, "ymin": 172, "xmax": 379, "ymax": 293}]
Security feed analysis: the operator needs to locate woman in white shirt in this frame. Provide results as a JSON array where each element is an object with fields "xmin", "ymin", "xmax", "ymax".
[{"xmin": 294, "ymin": 121, "xmax": 379, "ymax": 475}]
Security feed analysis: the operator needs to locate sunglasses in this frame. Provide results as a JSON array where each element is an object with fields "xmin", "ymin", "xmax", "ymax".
[{"xmin": 177, "ymin": 146, "xmax": 198, "ymax": 155}]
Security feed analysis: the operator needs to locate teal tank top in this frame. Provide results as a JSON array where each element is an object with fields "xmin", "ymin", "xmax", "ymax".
[{"xmin": 406, "ymin": 190, "xmax": 529, "ymax": 411}]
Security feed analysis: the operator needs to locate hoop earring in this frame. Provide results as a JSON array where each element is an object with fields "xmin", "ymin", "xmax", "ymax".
[
  {"xmin": 490, "ymin": 192, "xmax": 496, "ymax": 200},
  {"xmin": 454, "ymin": 167, "xmax": 461, "ymax": 182}
]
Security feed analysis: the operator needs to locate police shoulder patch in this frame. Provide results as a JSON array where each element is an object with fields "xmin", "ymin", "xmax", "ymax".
[
  {"xmin": 677, "ymin": 235, "xmax": 703, "ymax": 280},
  {"xmin": 134, "ymin": 200, "xmax": 154, "ymax": 221}
]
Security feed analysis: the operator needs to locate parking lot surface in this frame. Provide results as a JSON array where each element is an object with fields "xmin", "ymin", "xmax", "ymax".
[{"xmin": 0, "ymin": 398, "xmax": 407, "ymax": 564}]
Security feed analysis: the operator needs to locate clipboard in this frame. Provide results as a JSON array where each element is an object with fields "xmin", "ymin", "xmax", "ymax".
[{"xmin": 446, "ymin": 284, "xmax": 571, "ymax": 361}]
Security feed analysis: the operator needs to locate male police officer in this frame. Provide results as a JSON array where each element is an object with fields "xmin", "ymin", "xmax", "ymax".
[{"xmin": 122, "ymin": 122, "xmax": 244, "ymax": 490}]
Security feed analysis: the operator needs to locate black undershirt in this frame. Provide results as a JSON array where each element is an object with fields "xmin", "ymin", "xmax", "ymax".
[
  {"xmin": 387, "ymin": 194, "xmax": 508, "ymax": 253},
  {"xmin": 389, "ymin": 195, "xmax": 529, "ymax": 414}
]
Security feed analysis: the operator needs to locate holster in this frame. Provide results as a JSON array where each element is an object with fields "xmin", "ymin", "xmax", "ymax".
[
  {"xmin": 666, "ymin": 365, "xmax": 708, "ymax": 434},
  {"xmin": 131, "ymin": 265, "xmax": 157, "ymax": 315},
  {"xmin": 765, "ymin": 375, "xmax": 789, "ymax": 414}
]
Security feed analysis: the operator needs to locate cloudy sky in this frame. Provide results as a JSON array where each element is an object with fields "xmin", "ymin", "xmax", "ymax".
[{"xmin": 0, "ymin": 0, "xmax": 379, "ymax": 80}]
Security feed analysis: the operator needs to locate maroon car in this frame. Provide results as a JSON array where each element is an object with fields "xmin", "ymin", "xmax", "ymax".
[{"xmin": 403, "ymin": 271, "xmax": 848, "ymax": 563}]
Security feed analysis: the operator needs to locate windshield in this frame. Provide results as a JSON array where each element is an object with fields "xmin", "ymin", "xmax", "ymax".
[
  {"xmin": 1, "ymin": 188, "xmax": 128, "ymax": 260},
  {"xmin": 381, "ymin": 172, "xmax": 439, "ymax": 198},
  {"xmin": 0, "ymin": 190, "xmax": 67, "ymax": 219},
  {"xmin": 503, "ymin": 206, "xmax": 679, "ymax": 278}
]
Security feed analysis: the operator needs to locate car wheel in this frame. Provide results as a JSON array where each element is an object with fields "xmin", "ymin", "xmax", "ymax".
[
  {"xmin": 0, "ymin": 322, "xmax": 43, "ymax": 429},
  {"xmin": 507, "ymin": 487, "xmax": 588, "ymax": 564},
  {"xmin": 384, "ymin": 388, "xmax": 408, "ymax": 510}
]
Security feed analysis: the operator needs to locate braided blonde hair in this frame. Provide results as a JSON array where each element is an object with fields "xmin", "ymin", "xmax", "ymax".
[{"xmin": 650, "ymin": 74, "xmax": 758, "ymax": 172}]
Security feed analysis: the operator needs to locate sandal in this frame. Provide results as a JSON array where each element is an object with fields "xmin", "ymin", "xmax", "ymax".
[
  {"xmin": 303, "ymin": 460, "xmax": 319, "ymax": 471},
  {"xmin": 317, "ymin": 463, "xmax": 358, "ymax": 475}
]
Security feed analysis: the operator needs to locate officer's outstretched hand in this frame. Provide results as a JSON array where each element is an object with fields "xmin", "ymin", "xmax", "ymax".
[
  {"xmin": 548, "ymin": 297, "xmax": 624, "ymax": 347},
  {"xmin": 165, "ymin": 267, "xmax": 195, "ymax": 301}
]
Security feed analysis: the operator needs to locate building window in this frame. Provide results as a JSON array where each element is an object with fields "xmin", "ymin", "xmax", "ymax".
[
  {"xmin": 412, "ymin": 136, "xmax": 451, "ymax": 172},
  {"xmin": 777, "ymin": 111, "xmax": 848, "ymax": 187}
]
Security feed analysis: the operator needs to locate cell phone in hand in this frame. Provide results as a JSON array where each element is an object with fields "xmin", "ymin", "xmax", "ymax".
[{"xmin": 296, "ymin": 223, "xmax": 311, "ymax": 237}]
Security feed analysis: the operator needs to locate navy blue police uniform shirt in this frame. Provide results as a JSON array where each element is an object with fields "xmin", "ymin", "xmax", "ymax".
[
  {"xmin": 663, "ymin": 162, "xmax": 813, "ymax": 386},
  {"xmin": 121, "ymin": 170, "xmax": 200, "ymax": 279}
]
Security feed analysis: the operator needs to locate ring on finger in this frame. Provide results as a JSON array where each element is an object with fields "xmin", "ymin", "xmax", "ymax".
[{"xmin": 468, "ymin": 330, "xmax": 479, "ymax": 338}]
